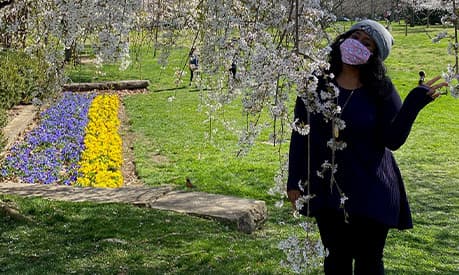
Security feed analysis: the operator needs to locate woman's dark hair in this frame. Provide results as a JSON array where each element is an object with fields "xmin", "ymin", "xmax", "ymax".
[{"xmin": 327, "ymin": 30, "xmax": 393, "ymax": 98}]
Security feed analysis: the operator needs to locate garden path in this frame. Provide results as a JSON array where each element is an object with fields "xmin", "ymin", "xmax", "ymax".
[{"xmin": 0, "ymin": 99, "xmax": 267, "ymax": 233}]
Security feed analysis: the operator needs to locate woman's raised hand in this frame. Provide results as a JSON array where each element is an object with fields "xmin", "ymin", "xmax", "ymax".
[{"xmin": 421, "ymin": 76, "xmax": 449, "ymax": 99}]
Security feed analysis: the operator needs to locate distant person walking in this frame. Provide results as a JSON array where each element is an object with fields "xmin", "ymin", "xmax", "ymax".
[{"xmin": 189, "ymin": 47, "xmax": 199, "ymax": 85}]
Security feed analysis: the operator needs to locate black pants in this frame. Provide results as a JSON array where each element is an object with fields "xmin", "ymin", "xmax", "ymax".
[
  {"xmin": 190, "ymin": 69, "xmax": 194, "ymax": 82},
  {"xmin": 315, "ymin": 210, "xmax": 389, "ymax": 275}
]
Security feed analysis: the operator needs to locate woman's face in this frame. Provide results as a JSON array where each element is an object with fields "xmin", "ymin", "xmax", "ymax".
[{"xmin": 349, "ymin": 30, "xmax": 377, "ymax": 55}]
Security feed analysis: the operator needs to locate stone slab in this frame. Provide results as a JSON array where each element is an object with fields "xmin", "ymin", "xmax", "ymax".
[
  {"xmin": 0, "ymin": 182, "xmax": 175, "ymax": 203},
  {"xmin": 149, "ymin": 191, "xmax": 267, "ymax": 233},
  {"xmin": 0, "ymin": 182, "xmax": 267, "ymax": 233}
]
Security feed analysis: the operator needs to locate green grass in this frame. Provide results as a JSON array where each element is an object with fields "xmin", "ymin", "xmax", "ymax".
[
  {"xmin": 0, "ymin": 197, "xmax": 301, "ymax": 274},
  {"xmin": 1, "ymin": 22, "xmax": 459, "ymax": 274}
]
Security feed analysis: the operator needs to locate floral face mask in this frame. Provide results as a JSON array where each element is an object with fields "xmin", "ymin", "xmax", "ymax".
[{"xmin": 339, "ymin": 38, "xmax": 372, "ymax": 65}]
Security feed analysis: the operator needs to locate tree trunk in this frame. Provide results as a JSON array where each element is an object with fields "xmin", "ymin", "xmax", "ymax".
[{"xmin": 63, "ymin": 80, "xmax": 150, "ymax": 92}]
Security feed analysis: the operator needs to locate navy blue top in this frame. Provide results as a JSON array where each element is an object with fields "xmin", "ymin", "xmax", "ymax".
[{"xmin": 287, "ymin": 81, "xmax": 433, "ymax": 229}]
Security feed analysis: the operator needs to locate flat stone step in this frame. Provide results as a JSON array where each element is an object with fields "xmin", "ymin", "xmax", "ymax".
[
  {"xmin": 0, "ymin": 182, "xmax": 267, "ymax": 233},
  {"xmin": 148, "ymin": 190, "xmax": 267, "ymax": 233},
  {"xmin": 0, "ymin": 182, "xmax": 174, "ymax": 203},
  {"xmin": 2, "ymin": 105, "xmax": 37, "ymax": 151}
]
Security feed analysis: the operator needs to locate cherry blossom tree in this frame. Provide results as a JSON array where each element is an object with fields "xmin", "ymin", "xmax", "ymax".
[
  {"xmin": 126, "ymin": 1, "xmax": 457, "ymax": 270},
  {"xmin": 0, "ymin": 0, "xmax": 341, "ymax": 272}
]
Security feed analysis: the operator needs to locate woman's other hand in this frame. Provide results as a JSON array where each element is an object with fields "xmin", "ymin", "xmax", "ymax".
[
  {"xmin": 287, "ymin": 190, "xmax": 301, "ymax": 210},
  {"xmin": 420, "ymin": 76, "xmax": 448, "ymax": 99}
]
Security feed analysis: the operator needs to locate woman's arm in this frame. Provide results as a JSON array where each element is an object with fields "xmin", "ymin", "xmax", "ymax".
[{"xmin": 381, "ymin": 77, "xmax": 447, "ymax": 150}]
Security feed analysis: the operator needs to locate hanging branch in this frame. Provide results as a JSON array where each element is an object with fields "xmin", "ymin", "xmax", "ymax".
[
  {"xmin": 432, "ymin": 0, "xmax": 459, "ymax": 98},
  {"xmin": 294, "ymin": 0, "xmax": 300, "ymax": 53},
  {"xmin": 273, "ymin": 75, "xmax": 280, "ymax": 147},
  {"xmin": 454, "ymin": 0, "xmax": 459, "ymax": 73}
]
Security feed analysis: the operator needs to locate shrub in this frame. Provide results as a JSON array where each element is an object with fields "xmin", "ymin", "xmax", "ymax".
[{"xmin": 0, "ymin": 50, "xmax": 57, "ymax": 109}]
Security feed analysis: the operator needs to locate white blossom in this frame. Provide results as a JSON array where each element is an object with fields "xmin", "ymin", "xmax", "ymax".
[
  {"xmin": 295, "ymin": 194, "xmax": 316, "ymax": 211},
  {"xmin": 340, "ymin": 194, "xmax": 349, "ymax": 208},
  {"xmin": 442, "ymin": 64, "xmax": 459, "ymax": 98},
  {"xmin": 291, "ymin": 118, "xmax": 310, "ymax": 136},
  {"xmin": 327, "ymin": 138, "xmax": 347, "ymax": 151},
  {"xmin": 316, "ymin": 160, "xmax": 337, "ymax": 179},
  {"xmin": 432, "ymin": 31, "xmax": 449, "ymax": 43},
  {"xmin": 278, "ymin": 227, "xmax": 324, "ymax": 273}
]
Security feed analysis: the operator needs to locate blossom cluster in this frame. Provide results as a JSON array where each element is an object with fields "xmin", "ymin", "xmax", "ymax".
[
  {"xmin": 76, "ymin": 94, "xmax": 123, "ymax": 188},
  {"xmin": 278, "ymin": 221, "xmax": 325, "ymax": 274},
  {"xmin": 1, "ymin": 92, "xmax": 94, "ymax": 184},
  {"xmin": 431, "ymin": 2, "xmax": 459, "ymax": 99},
  {"xmin": 442, "ymin": 64, "xmax": 459, "ymax": 98}
]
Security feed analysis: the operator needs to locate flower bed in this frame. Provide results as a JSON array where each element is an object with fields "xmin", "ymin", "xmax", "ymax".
[
  {"xmin": 77, "ymin": 94, "xmax": 123, "ymax": 188},
  {"xmin": 1, "ymin": 92, "xmax": 123, "ymax": 188}
]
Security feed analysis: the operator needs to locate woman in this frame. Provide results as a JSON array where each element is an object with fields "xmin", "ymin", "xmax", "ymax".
[{"xmin": 287, "ymin": 20, "xmax": 447, "ymax": 274}]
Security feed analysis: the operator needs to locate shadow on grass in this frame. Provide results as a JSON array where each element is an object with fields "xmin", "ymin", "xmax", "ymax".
[
  {"xmin": 150, "ymin": 86, "xmax": 207, "ymax": 93},
  {"xmin": 0, "ymin": 196, "xmax": 290, "ymax": 274},
  {"xmin": 151, "ymin": 86, "xmax": 189, "ymax": 93}
]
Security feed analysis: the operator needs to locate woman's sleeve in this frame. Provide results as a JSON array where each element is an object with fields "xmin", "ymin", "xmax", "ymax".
[
  {"xmin": 287, "ymin": 97, "xmax": 309, "ymax": 192},
  {"xmin": 381, "ymin": 85, "xmax": 433, "ymax": 151}
]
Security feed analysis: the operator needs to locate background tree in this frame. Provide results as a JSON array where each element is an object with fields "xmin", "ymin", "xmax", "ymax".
[{"xmin": 0, "ymin": 0, "xmax": 142, "ymax": 94}]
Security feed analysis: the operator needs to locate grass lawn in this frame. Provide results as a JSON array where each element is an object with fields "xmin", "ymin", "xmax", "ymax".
[{"xmin": 1, "ymin": 22, "xmax": 458, "ymax": 274}]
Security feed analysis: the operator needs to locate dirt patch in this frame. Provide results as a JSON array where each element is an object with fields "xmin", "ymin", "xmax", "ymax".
[
  {"xmin": 116, "ymin": 89, "xmax": 150, "ymax": 186},
  {"xmin": 118, "ymin": 99, "xmax": 143, "ymax": 186},
  {"xmin": 151, "ymin": 153, "xmax": 169, "ymax": 164},
  {"xmin": 6, "ymin": 105, "xmax": 30, "ymax": 123},
  {"xmin": 77, "ymin": 56, "xmax": 95, "ymax": 65}
]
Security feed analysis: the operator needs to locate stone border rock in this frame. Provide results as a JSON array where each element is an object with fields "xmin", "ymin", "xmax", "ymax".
[
  {"xmin": 146, "ymin": 190, "xmax": 267, "ymax": 233},
  {"xmin": 2, "ymin": 105, "xmax": 38, "ymax": 152}
]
